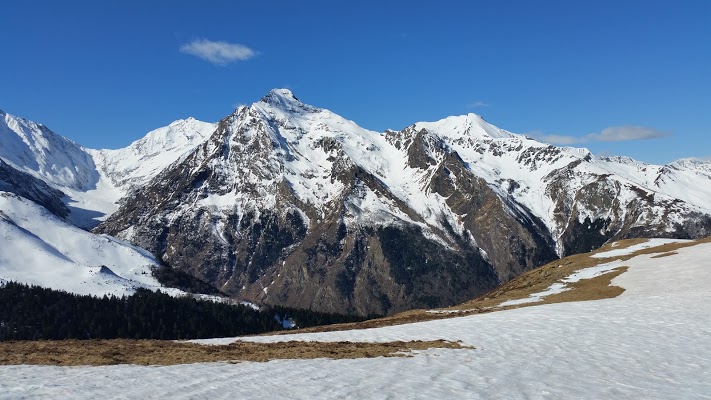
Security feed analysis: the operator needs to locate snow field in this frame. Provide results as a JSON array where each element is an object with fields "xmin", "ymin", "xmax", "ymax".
[{"xmin": 2, "ymin": 241, "xmax": 707, "ymax": 399}]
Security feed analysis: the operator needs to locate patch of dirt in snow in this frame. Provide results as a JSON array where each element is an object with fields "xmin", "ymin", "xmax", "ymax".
[
  {"xmin": 650, "ymin": 251, "xmax": 678, "ymax": 259},
  {"xmin": 0, "ymin": 339, "xmax": 470, "ymax": 366}
]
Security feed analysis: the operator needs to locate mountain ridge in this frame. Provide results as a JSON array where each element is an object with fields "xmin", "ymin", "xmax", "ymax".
[
  {"xmin": 93, "ymin": 89, "xmax": 711, "ymax": 315},
  {"xmin": 2, "ymin": 90, "xmax": 711, "ymax": 315}
]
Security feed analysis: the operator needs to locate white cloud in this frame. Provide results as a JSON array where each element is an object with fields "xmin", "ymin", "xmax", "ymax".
[
  {"xmin": 531, "ymin": 126, "xmax": 670, "ymax": 146},
  {"xmin": 467, "ymin": 101, "xmax": 490, "ymax": 109},
  {"xmin": 180, "ymin": 39, "xmax": 256, "ymax": 65}
]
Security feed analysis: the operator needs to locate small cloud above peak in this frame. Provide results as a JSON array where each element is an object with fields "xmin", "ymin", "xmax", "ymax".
[
  {"xmin": 467, "ymin": 101, "xmax": 490, "ymax": 109},
  {"xmin": 180, "ymin": 39, "xmax": 256, "ymax": 65}
]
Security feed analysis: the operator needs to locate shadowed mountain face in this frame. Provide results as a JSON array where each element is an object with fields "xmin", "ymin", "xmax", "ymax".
[
  {"xmin": 93, "ymin": 90, "xmax": 711, "ymax": 315},
  {"xmin": 0, "ymin": 159, "xmax": 69, "ymax": 219}
]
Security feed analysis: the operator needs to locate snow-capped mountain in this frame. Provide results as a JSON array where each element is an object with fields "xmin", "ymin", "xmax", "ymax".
[
  {"xmin": 91, "ymin": 89, "xmax": 711, "ymax": 315},
  {"xmin": 0, "ymin": 108, "xmax": 216, "ymax": 227},
  {"xmin": 0, "ymin": 109, "xmax": 218, "ymax": 297},
  {"xmin": 1, "ymin": 92, "xmax": 710, "ymax": 313}
]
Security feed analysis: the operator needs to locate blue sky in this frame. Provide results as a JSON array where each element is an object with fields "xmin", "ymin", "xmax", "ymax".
[{"xmin": 1, "ymin": 0, "xmax": 709, "ymax": 164}]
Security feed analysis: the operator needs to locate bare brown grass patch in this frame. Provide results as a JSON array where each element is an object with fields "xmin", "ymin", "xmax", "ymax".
[
  {"xmin": 0, "ymin": 339, "xmax": 470, "ymax": 366},
  {"xmin": 651, "ymin": 251, "xmax": 678, "ymax": 258},
  {"xmin": 543, "ymin": 267, "xmax": 628, "ymax": 304}
]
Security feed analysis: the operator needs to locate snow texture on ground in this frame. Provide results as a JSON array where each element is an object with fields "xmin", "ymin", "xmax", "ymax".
[{"xmin": 2, "ymin": 241, "xmax": 710, "ymax": 399}]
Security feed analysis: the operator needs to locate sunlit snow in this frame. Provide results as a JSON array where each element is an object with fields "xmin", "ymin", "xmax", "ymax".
[{"xmin": 0, "ymin": 192, "xmax": 180, "ymax": 297}]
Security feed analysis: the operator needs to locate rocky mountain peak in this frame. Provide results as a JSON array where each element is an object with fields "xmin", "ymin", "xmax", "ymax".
[
  {"xmin": 267, "ymin": 88, "xmax": 297, "ymax": 100},
  {"xmin": 600, "ymin": 155, "xmax": 647, "ymax": 167},
  {"xmin": 257, "ymin": 88, "xmax": 315, "ymax": 114}
]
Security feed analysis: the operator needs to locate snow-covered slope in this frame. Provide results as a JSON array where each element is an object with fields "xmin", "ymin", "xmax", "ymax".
[
  {"xmin": 0, "ymin": 109, "xmax": 99, "ymax": 191},
  {"xmin": 0, "ymin": 110, "xmax": 220, "ymax": 298},
  {"xmin": 0, "ymin": 191, "xmax": 173, "ymax": 297},
  {"xmin": 2, "ymin": 240, "xmax": 709, "ymax": 399},
  {"xmin": 597, "ymin": 156, "xmax": 711, "ymax": 214}
]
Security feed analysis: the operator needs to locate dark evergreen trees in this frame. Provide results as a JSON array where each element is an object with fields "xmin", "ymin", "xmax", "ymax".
[{"xmin": 0, "ymin": 282, "xmax": 374, "ymax": 341}]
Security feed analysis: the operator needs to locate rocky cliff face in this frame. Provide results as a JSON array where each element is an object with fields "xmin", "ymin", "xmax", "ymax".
[{"xmin": 95, "ymin": 90, "xmax": 711, "ymax": 315}]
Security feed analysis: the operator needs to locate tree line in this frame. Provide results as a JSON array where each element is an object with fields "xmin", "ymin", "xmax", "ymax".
[{"xmin": 0, "ymin": 281, "xmax": 375, "ymax": 341}]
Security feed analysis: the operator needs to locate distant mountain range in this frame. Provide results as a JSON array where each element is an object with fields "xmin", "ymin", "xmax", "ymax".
[{"xmin": 1, "ymin": 91, "xmax": 709, "ymax": 314}]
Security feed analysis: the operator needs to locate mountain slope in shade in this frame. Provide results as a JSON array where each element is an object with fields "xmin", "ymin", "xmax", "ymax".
[
  {"xmin": 96, "ymin": 89, "xmax": 711, "ymax": 315},
  {"xmin": 0, "ymin": 159, "xmax": 69, "ymax": 219}
]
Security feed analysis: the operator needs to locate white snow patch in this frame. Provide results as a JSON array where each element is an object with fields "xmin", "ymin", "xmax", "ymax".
[
  {"xmin": 498, "ymin": 282, "xmax": 569, "ymax": 307},
  {"xmin": 591, "ymin": 238, "xmax": 689, "ymax": 258},
  {"xmin": 240, "ymin": 301, "xmax": 260, "ymax": 311}
]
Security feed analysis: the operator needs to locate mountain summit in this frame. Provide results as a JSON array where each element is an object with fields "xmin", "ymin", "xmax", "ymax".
[{"xmin": 86, "ymin": 89, "xmax": 711, "ymax": 315}]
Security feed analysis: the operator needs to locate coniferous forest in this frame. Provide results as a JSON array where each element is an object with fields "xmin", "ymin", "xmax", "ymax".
[{"xmin": 0, "ymin": 281, "xmax": 374, "ymax": 341}]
